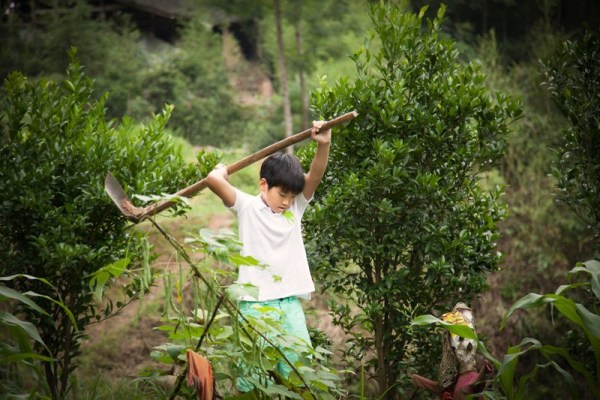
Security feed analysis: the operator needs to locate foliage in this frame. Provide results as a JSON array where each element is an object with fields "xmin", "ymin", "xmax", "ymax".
[
  {"xmin": 0, "ymin": 0, "xmax": 145, "ymax": 119},
  {"xmin": 146, "ymin": 226, "xmax": 346, "ymax": 399},
  {"xmin": 128, "ymin": 15, "xmax": 249, "ymax": 147},
  {"xmin": 0, "ymin": 51, "xmax": 199, "ymax": 398},
  {"xmin": 411, "ymin": 284, "xmax": 600, "ymax": 400},
  {"xmin": 1, "ymin": 0, "xmax": 248, "ymax": 147},
  {"xmin": 543, "ymin": 31, "xmax": 600, "ymax": 247},
  {"xmin": 257, "ymin": 0, "xmax": 371, "ymax": 90},
  {"xmin": 0, "ymin": 274, "xmax": 59, "ymax": 397},
  {"xmin": 300, "ymin": 2, "xmax": 521, "ymax": 398},
  {"xmin": 424, "ymin": 32, "xmax": 600, "ymax": 400},
  {"xmin": 466, "ymin": 31, "xmax": 600, "ymax": 400},
  {"xmin": 496, "ymin": 260, "xmax": 600, "ymax": 398},
  {"xmin": 475, "ymin": 31, "xmax": 585, "ymax": 277},
  {"xmin": 468, "ymin": 26, "xmax": 591, "ymax": 398}
]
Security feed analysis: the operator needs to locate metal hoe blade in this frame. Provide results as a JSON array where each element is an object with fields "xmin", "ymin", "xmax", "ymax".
[{"xmin": 105, "ymin": 172, "xmax": 137, "ymax": 220}]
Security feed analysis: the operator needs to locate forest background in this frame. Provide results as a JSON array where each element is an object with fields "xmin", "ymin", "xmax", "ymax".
[{"xmin": 1, "ymin": 0, "xmax": 599, "ymax": 399}]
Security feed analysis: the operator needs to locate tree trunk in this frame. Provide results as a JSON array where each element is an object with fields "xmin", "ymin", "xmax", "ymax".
[
  {"xmin": 294, "ymin": 2, "xmax": 310, "ymax": 130},
  {"xmin": 273, "ymin": 0, "xmax": 294, "ymax": 154},
  {"xmin": 481, "ymin": 0, "xmax": 488, "ymax": 33},
  {"xmin": 374, "ymin": 261, "xmax": 389, "ymax": 398}
]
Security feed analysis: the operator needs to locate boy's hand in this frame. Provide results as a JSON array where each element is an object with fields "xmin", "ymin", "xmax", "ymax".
[
  {"xmin": 209, "ymin": 163, "xmax": 229, "ymax": 181},
  {"xmin": 206, "ymin": 163, "xmax": 236, "ymax": 207},
  {"xmin": 311, "ymin": 120, "xmax": 331, "ymax": 145}
]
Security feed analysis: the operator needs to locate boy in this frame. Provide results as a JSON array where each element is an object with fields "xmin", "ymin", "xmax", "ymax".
[{"xmin": 205, "ymin": 121, "xmax": 331, "ymax": 391}]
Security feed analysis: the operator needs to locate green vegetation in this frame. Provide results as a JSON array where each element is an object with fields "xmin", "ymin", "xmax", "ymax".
[
  {"xmin": 413, "ymin": 30, "xmax": 600, "ymax": 399},
  {"xmin": 544, "ymin": 32, "xmax": 600, "ymax": 244},
  {"xmin": 144, "ymin": 226, "xmax": 345, "ymax": 399},
  {"xmin": 0, "ymin": 51, "xmax": 198, "ymax": 398},
  {"xmin": 301, "ymin": 3, "xmax": 520, "ymax": 398},
  {"xmin": 0, "ymin": 0, "xmax": 598, "ymax": 398}
]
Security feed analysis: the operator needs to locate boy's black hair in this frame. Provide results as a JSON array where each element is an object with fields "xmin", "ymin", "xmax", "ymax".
[{"xmin": 260, "ymin": 152, "xmax": 305, "ymax": 194}]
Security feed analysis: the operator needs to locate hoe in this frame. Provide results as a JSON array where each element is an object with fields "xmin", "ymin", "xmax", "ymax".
[{"xmin": 105, "ymin": 110, "xmax": 358, "ymax": 222}]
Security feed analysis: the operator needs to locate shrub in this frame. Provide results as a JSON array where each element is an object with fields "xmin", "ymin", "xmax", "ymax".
[
  {"xmin": 128, "ymin": 17, "xmax": 249, "ymax": 148},
  {"xmin": 0, "ymin": 50, "xmax": 199, "ymax": 398},
  {"xmin": 300, "ymin": 3, "xmax": 521, "ymax": 398},
  {"xmin": 544, "ymin": 31, "xmax": 600, "ymax": 247}
]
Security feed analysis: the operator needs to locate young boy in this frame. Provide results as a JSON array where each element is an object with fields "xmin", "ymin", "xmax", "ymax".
[{"xmin": 205, "ymin": 121, "xmax": 331, "ymax": 391}]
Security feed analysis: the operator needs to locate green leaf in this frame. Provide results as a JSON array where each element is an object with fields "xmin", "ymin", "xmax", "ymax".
[
  {"xmin": 501, "ymin": 293, "xmax": 548, "ymax": 329},
  {"xmin": 246, "ymin": 378, "xmax": 303, "ymax": 399},
  {"xmin": 0, "ymin": 312, "xmax": 45, "ymax": 346},
  {"xmin": 516, "ymin": 361, "xmax": 573, "ymax": 399},
  {"xmin": 0, "ymin": 285, "xmax": 50, "ymax": 316},
  {"xmin": 577, "ymin": 303, "xmax": 600, "ymax": 339},
  {"xmin": 226, "ymin": 283, "xmax": 259, "ymax": 301},
  {"xmin": 0, "ymin": 274, "xmax": 56, "ymax": 290},
  {"xmin": 229, "ymin": 254, "xmax": 261, "ymax": 267},
  {"xmin": 0, "ymin": 352, "xmax": 54, "ymax": 364},
  {"xmin": 411, "ymin": 314, "xmax": 478, "ymax": 340},
  {"xmin": 583, "ymin": 260, "xmax": 600, "ymax": 300},
  {"xmin": 165, "ymin": 344, "xmax": 185, "ymax": 361},
  {"xmin": 25, "ymin": 292, "xmax": 79, "ymax": 333},
  {"xmin": 88, "ymin": 257, "xmax": 131, "ymax": 299},
  {"xmin": 535, "ymin": 343, "xmax": 598, "ymax": 396}
]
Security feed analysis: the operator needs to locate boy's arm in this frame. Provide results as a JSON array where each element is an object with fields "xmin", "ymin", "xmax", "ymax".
[
  {"xmin": 206, "ymin": 164, "xmax": 237, "ymax": 207},
  {"xmin": 303, "ymin": 121, "xmax": 332, "ymax": 200}
]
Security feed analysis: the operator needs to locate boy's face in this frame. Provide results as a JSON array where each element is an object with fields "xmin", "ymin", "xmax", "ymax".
[{"xmin": 259, "ymin": 179, "xmax": 297, "ymax": 213}]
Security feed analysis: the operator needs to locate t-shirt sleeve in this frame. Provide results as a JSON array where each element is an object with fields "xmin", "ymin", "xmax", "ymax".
[
  {"xmin": 230, "ymin": 188, "xmax": 252, "ymax": 215},
  {"xmin": 296, "ymin": 191, "xmax": 311, "ymax": 214}
]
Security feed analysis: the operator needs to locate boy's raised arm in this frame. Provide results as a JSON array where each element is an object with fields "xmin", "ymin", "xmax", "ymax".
[
  {"xmin": 303, "ymin": 121, "xmax": 332, "ymax": 200},
  {"xmin": 206, "ymin": 164, "xmax": 237, "ymax": 208}
]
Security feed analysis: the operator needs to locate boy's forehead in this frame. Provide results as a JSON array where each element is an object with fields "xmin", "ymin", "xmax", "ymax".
[{"xmin": 268, "ymin": 185, "xmax": 298, "ymax": 195}]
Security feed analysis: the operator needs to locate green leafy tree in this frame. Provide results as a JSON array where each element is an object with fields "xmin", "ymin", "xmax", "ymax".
[
  {"xmin": 544, "ymin": 31, "xmax": 600, "ymax": 247},
  {"xmin": 300, "ymin": 3, "xmax": 521, "ymax": 398},
  {"xmin": 128, "ymin": 14, "xmax": 248, "ymax": 147},
  {"xmin": 0, "ymin": 51, "xmax": 199, "ymax": 398},
  {"xmin": 0, "ymin": 0, "xmax": 144, "ymax": 119}
]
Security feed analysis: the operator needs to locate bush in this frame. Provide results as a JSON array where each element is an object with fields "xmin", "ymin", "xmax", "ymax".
[
  {"xmin": 128, "ymin": 17, "xmax": 249, "ymax": 147},
  {"xmin": 544, "ymin": 31, "xmax": 600, "ymax": 248},
  {"xmin": 0, "ymin": 0, "xmax": 145, "ymax": 119},
  {"xmin": 301, "ymin": 3, "xmax": 521, "ymax": 398},
  {"xmin": 0, "ymin": 51, "xmax": 199, "ymax": 398}
]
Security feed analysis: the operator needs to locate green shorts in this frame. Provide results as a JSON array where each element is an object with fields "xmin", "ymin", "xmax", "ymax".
[{"xmin": 236, "ymin": 296, "xmax": 312, "ymax": 392}]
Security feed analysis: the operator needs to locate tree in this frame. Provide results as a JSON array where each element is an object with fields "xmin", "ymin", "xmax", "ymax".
[
  {"xmin": 300, "ymin": 3, "xmax": 521, "ymax": 398},
  {"xmin": 0, "ymin": 0, "xmax": 145, "ymax": 119},
  {"xmin": 0, "ymin": 52, "xmax": 198, "ymax": 398},
  {"xmin": 544, "ymin": 31, "xmax": 600, "ymax": 247},
  {"xmin": 273, "ymin": 0, "xmax": 294, "ymax": 154},
  {"xmin": 293, "ymin": 0, "xmax": 310, "ymax": 130},
  {"xmin": 141, "ymin": 13, "xmax": 248, "ymax": 147}
]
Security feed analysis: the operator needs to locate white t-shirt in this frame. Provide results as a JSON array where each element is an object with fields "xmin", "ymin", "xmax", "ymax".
[{"xmin": 230, "ymin": 188, "xmax": 315, "ymax": 301}]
